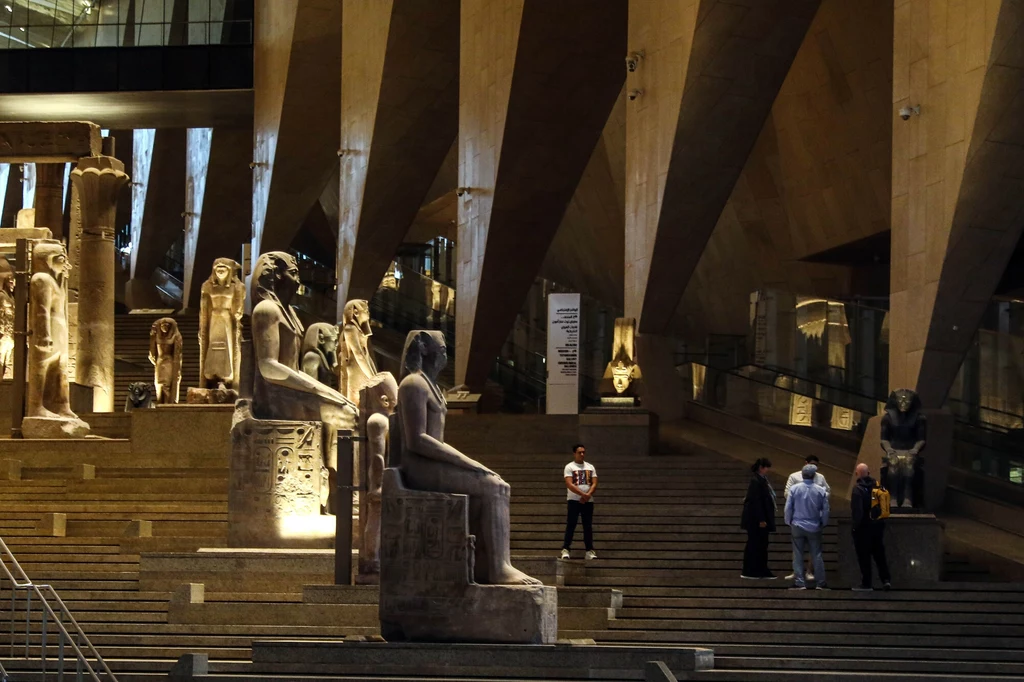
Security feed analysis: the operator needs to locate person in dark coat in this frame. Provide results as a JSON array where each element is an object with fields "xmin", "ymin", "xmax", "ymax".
[
  {"xmin": 741, "ymin": 457, "xmax": 777, "ymax": 579},
  {"xmin": 851, "ymin": 462, "xmax": 891, "ymax": 591}
]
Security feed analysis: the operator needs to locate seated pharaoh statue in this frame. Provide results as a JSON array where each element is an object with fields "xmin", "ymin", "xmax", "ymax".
[
  {"xmin": 391, "ymin": 330, "xmax": 540, "ymax": 586},
  {"xmin": 249, "ymin": 251, "xmax": 357, "ymax": 428},
  {"xmin": 880, "ymin": 388, "xmax": 926, "ymax": 509},
  {"xmin": 228, "ymin": 252, "xmax": 356, "ymax": 547}
]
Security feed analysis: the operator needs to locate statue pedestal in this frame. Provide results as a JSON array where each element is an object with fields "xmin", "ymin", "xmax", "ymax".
[
  {"xmin": 379, "ymin": 469, "xmax": 557, "ymax": 644},
  {"xmin": 579, "ymin": 407, "xmax": 655, "ymax": 457},
  {"xmin": 838, "ymin": 513, "xmax": 944, "ymax": 585},
  {"xmin": 187, "ymin": 387, "xmax": 239, "ymax": 404},
  {"xmin": 22, "ymin": 415, "xmax": 90, "ymax": 439},
  {"xmin": 228, "ymin": 401, "xmax": 332, "ymax": 548}
]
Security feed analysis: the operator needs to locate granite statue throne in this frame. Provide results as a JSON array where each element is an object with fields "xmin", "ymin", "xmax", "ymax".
[{"xmin": 378, "ymin": 468, "xmax": 557, "ymax": 644}]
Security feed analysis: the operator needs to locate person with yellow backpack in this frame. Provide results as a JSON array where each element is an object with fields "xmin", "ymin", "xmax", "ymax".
[{"xmin": 851, "ymin": 463, "xmax": 892, "ymax": 591}]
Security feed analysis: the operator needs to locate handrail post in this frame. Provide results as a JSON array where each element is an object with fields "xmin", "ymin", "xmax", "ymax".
[
  {"xmin": 41, "ymin": 593, "xmax": 48, "ymax": 675},
  {"xmin": 76, "ymin": 632, "xmax": 83, "ymax": 682},
  {"xmin": 59, "ymin": 629, "xmax": 66, "ymax": 682},
  {"xmin": 24, "ymin": 587, "xmax": 30, "ymax": 659}
]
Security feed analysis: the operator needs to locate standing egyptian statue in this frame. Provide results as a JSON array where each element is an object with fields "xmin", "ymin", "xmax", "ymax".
[
  {"xmin": 391, "ymin": 329, "xmax": 540, "ymax": 585},
  {"xmin": 25, "ymin": 241, "xmax": 89, "ymax": 437},
  {"xmin": 356, "ymin": 371, "xmax": 398, "ymax": 583},
  {"xmin": 198, "ymin": 258, "xmax": 245, "ymax": 389},
  {"xmin": 339, "ymin": 299, "xmax": 378, "ymax": 404},
  {"xmin": 0, "ymin": 259, "xmax": 15, "ymax": 380},
  {"xmin": 301, "ymin": 323, "xmax": 341, "ymax": 387},
  {"xmin": 880, "ymin": 388, "xmax": 927, "ymax": 508},
  {"xmin": 149, "ymin": 317, "xmax": 183, "ymax": 404},
  {"xmin": 600, "ymin": 317, "xmax": 643, "ymax": 397}
]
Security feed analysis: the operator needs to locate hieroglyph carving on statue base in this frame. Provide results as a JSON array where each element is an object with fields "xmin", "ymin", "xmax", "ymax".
[
  {"xmin": 23, "ymin": 240, "xmax": 89, "ymax": 438},
  {"xmin": 149, "ymin": 317, "xmax": 182, "ymax": 404},
  {"xmin": 228, "ymin": 400, "xmax": 328, "ymax": 548}
]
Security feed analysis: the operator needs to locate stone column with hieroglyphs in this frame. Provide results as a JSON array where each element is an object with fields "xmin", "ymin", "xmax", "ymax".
[{"xmin": 70, "ymin": 155, "xmax": 129, "ymax": 412}]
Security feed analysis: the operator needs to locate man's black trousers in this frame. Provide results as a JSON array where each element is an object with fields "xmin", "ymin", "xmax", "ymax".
[
  {"xmin": 562, "ymin": 500, "xmax": 594, "ymax": 551},
  {"xmin": 853, "ymin": 523, "xmax": 891, "ymax": 587}
]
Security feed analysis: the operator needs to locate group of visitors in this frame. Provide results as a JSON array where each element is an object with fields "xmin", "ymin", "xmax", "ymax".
[
  {"xmin": 741, "ymin": 455, "xmax": 891, "ymax": 590},
  {"xmin": 556, "ymin": 443, "xmax": 893, "ymax": 592}
]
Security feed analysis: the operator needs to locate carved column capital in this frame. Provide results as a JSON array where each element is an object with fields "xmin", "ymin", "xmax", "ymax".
[{"xmin": 71, "ymin": 155, "xmax": 129, "ymax": 240}]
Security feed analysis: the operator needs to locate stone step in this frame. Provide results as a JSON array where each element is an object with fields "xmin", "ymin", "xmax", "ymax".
[
  {"xmin": 0, "ymin": 502, "xmax": 226, "ymax": 513},
  {"xmin": 615, "ymin": 584, "xmax": 1024, "ymax": 598},
  {"xmin": 621, "ymin": 596, "xmax": 1024, "ymax": 612},
  {"xmin": 590, "ymin": 628, "xmax": 1024, "ymax": 648},
  {"xmin": 615, "ymin": 606, "xmax": 1024, "ymax": 625},
  {"xmin": 693, "ymin": 671, "xmax": 1020, "ymax": 682},
  {"xmin": 710, "ymin": 655, "xmax": 1024, "ymax": 675}
]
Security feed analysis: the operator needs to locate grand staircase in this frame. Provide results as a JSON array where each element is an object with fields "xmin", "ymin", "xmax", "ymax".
[{"xmin": 0, "ymin": 414, "xmax": 1022, "ymax": 680}]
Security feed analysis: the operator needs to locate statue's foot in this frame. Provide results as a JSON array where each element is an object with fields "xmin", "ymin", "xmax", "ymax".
[
  {"xmin": 30, "ymin": 408, "xmax": 61, "ymax": 420},
  {"xmin": 57, "ymin": 410, "xmax": 79, "ymax": 420},
  {"xmin": 493, "ymin": 563, "xmax": 543, "ymax": 586}
]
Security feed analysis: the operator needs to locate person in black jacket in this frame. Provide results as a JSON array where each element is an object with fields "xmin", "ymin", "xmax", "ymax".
[
  {"xmin": 741, "ymin": 458, "xmax": 777, "ymax": 579},
  {"xmin": 851, "ymin": 463, "xmax": 891, "ymax": 591}
]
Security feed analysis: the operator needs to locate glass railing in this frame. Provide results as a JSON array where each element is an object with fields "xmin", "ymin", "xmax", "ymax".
[
  {"xmin": 0, "ymin": 0, "xmax": 253, "ymax": 49},
  {"xmin": 686, "ymin": 362, "xmax": 877, "ymax": 452},
  {"xmin": 749, "ymin": 289, "xmax": 890, "ymax": 405},
  {"xmin": 952, "ymin": 423, "xmax": 1024, "ymax": 487},
  {"xmin": 945, "ymin": 327, "xmax": 1024, "ymax": 432},
  {"xmin": 686, "ymin": 360, "xmax": 1024, "ymax": 501}
]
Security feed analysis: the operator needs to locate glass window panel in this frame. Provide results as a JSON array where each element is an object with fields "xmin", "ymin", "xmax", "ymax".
[
  {"xmin": 94, "ymin": 22, "xmax": 116, "ymax": 46},
  {"xmin": 187, "ymin": 20, "xmax": 205, "ymax": 45},
  {"xmin": 137, "ymin": 22, "xmax": 161, "ymax": 46}
]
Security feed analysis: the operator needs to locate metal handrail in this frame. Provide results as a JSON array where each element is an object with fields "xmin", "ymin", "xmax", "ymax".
[{"xmin": 0, "ymin": 536, "xmax": 118, "ymax": 681}]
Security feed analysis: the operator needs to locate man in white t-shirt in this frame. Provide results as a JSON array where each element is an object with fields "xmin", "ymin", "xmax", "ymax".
[{"xmin": 560, "ymin": 443, "xmax": 598, "ymax": 560}]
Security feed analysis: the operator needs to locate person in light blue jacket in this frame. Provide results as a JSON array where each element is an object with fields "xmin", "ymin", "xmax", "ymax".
[{"xmin": 784, "ymin": 464, "xmax": 830, "ymax": 589}]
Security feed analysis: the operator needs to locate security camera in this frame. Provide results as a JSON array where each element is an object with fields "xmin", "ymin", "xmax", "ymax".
[
  {"xmin": 625, "ymin": 50, "xmax": 644, "ymax": 73},
  {"xmin": 628, "ymin": 89, "xmax": 643, "ymax": 102},
  {"xmin": 898, "ymin": 105, "xmax": 920, "ymax": 121}
]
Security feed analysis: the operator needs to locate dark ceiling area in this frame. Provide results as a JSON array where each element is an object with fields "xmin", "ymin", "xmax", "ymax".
[{"xmin": 801, "ymin": 230, "xmax": 891, "ymax": 267}]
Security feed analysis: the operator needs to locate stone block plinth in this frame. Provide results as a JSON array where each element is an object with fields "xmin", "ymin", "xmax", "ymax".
[
  {"xmin": 838, "ymin": 513, "xmax": 944, "ymax": 586},
  {"xmin": 250, "ymin": 641, "xmax": 713, "ymax": 680},
  {"xmin": 379, "ymin": 469, "xmax": 557, "ymax": 644},
  {"xmin": 229, "ymin": 401, "xmax": 331, "ymax": 548},
  {"xmin": 579, "ymin": 408, "xmax": 654, "ymax": 456}
]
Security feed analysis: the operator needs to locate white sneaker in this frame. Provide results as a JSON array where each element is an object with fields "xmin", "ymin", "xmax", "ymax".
[
  {"xmin": 785, "ymin": 573, "xmax": 796, "ymax": 580},
  {"xmin": 584, "ymin": 550, "xmax": 597, "ymax": 561},
  {"xmin": 560, "ymin": 549, "xmax": 570, "ymax": 560}
]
